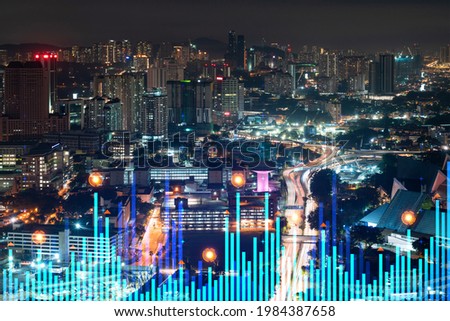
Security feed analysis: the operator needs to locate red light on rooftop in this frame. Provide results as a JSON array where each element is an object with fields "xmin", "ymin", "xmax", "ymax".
[
  {"xmin": 54, "ymin": 54, "xmax": 58, "ymax": 58},
  {"xmin": 43, "ymin": 54, "xmax": 49, "ymax": 59},
  {"xmin": 35, "ymin": 54, "xmax": 40, "ymax": 59}
]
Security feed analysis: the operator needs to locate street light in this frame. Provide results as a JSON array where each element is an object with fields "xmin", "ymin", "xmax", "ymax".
[
  {"xmin": 32, "ymin": 230, "xmax": 46, "ymax": 245},
  {"xmin": 401, "ymin": 210, "xmax": 416, "ymax": 226},
  {"xmin": 231, "ymin": 173, "xmax": 246, "ymax": 188},
  {"xmin": 202, "ymin": 248, "xmax": 217, "ymax": 263},
  {"xmin": 88, "ymin": 172, "xmax": 104, "ymax": 187}
]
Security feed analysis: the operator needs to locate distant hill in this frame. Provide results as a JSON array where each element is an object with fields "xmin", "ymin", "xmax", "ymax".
[{"xmin": 191, "ymin": 38, "xmax": 226, "ymax": 59}]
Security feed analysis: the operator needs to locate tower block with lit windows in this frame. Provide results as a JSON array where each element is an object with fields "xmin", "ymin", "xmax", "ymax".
[
  {"xmin": 34, "ymin": 52, "xmax": 58, "ymax": 113},
  {"xmin": 0, "ymin": 53, "xmax": 68, "ymax": 142}
]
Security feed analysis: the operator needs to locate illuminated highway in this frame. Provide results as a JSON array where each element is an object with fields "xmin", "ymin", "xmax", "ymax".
[{"xmin": 276, "ymin": 144, "xmax": 337, "ymax": 300}]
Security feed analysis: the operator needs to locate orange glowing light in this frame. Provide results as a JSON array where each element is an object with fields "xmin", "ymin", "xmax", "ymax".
[
  {"xmin": 401, "ymin": 210, "xmax": 416, "ymax": 226},
  {"xmin": 231, "ymin": 173, "xmax": 246, "ymax": 188},
  {"xmin": 88, "ymin": 172, "xmax": 104, "ymax": 187},
  {"xmin": 32, "ymin": 230, "xmax": 46, "ymax": 245},
  {"xmin": 202, "ymin": 248, "xmax": 217, "ymax": 263}
]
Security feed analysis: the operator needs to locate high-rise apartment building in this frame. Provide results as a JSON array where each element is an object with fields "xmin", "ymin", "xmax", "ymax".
[
  {"xmin": 379, "ymin": 54, "xmax": 394, "ymax": 94},
  {"xmin": 0, "ymin": 59, "xmax": 68, "ymax": 141},
  {"xmin": 4, "ymin": 61, "xmax": 48, "ymax": 119},
  {"xmin": 57, "ymin": 98, "xmax": 86, "ymax": 130},
  {"xmin": 166, "ymin": 79, "xmax": 212, "ymax": 126},
  {"xmin": 34, "ymin": 52, "xmax": 58, "ymax": 113},
  {"xmin": 93, "ymin": 73, "xmax": 145, "ymax": 132},
  {"xmin": 21, "ymin": 143, "xmax": 70, "ymax": 191},
  {"xmin": 92, "ymin": 40, "xmax": 132, "ymax": 65},
  {"xmin": 217, "ymin": 77, "xmax": 244, "ymax": 124},
  {"xmin": 369, "ymin": 54, "xmax": 395, "ymax": 95},
  {"xmin": 0, "ymin": 50, "xmax": 7, "ymax": 66},
  {"xmin": 136, "ymin": 41, "xmax": 153, "ymax": 60},
  {"xmin": 147, "ymin": 58, "xmax": 184, "ymax": 90},
  {"xmin": 142, "ymin": 89, "xmax": 168, "ymax": 138},
  {"xmin": 225, "ymin": 31, "xmax": 246, "ymax": 70},
  {"xmin": 439, "ymin": 45, "xmax": 450, "ymax": 63},
  {"xmin": 236, "ymin": 35, "xmax": 246, "ymax": 70},
  {"xmin": 0, "ymin": 67, "xmax": 4, "ymax": 114},
  {"xmin": 85, "ymin": 97, "xmax": 122, "ymax": 131}
]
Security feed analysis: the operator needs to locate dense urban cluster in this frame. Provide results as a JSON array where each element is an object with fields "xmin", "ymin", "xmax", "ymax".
[{"xmin": 0, "ymin": 31, "xmax": 449, "ymax": 300}]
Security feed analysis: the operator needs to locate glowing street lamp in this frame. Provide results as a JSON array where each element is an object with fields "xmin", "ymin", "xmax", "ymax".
[
  {"xmin": 32, "ymin": 230, "xmax": 46, "ymax": 245},
  {"xmin": 88, "ymin": 172, "xmax": 104, "ymax": 187},
  {"xmin": 202, "ymin": 248, "xmax": 217, "ymax": 263},
  {"xmin": 231, "ymin": 173, "xmax": 246, "ymax": 188},
  {"xmin": 401, "ymin": 210, "xmax": 416, "ymax": 226}
]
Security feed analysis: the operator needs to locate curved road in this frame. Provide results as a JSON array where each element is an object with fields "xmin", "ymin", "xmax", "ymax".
[{"xmin": 276, "ymin": 144, "xmax": 337, "ymax": 300}]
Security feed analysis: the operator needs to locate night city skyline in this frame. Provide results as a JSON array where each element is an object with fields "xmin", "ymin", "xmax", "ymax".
[
  {"xmin": 1, "ymin": 0, "xmax": 450, "ymax": 309},
  {"xmin": 0, "ymin": 0, "xmax": 449, "ymax": 51}
]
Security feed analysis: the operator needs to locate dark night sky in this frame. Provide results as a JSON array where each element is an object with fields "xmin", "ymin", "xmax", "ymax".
[{"xmin": 1, "ymin": 0, "xmax": 448, "ymax": 51}]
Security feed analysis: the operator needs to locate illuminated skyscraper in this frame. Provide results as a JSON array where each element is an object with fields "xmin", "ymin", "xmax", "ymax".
[
  {"xmin": 166, "ymin": 79, "xmax": 212, "ymax": 126},
  {"xmin": 136, "ymin": 41, "xmax": 153, "ymax": 59},
  {"xmin": 225, "ymin": 31, "xmax": 245, "ymax": 70},
  {"xmin": 236, "ymin": 35, "xmax": 246, "ymax": 70},
  {"xmin": 439, "ymin": 45, "xmax": 450, "ymax": 63},
  {"xmin": 0, "ymin": 67, "xmax": 4, "ymax": 114},
  {"xmin": 220, "ymin": 77, "xmax": 244, "ymax": 123},
  {"xmin": 379, "ymin": 54, "xmax": 394, "ymax": 94},
  {"xmin": 227, "ymin": 30, "xmax": 237, "ymax": 60},
  {"xmin": 369, "ymin": 61, "xmax": 380, "ymax": 94},
  {"xmin": 133, "ymin": 55, "xmax": 150, "ymax": 72},
  {"xmin": 85, "ymin": 97, "xmax": 122, "ymax": 131},
  {"xmin": 57, "ymin": 98, "xmax": 85, "ymax": 130},
  {"xmin": 0, "ymin": 50, "xmax": 7, "ymax": 66},
  {"xmin": 369, "ymin": 54, "xmax": 395, "ymax": 94},
  {"xmin": 4, "ymin": 61, "xmax": 48, "ymax": 120},
  {"xmin": 93, "ymin": 73, "xmax": 145, "ymax": 132},
  {"xmin": 34, "ymin": 52, "xmax": 58, "ymax": 113},
  {"xmin": 92, "ymin": 40, "xmax": 132, "ymax": 64},
  {"xmin": 0, "ymin": 61, "xmax": 68, "ymax": 141},
  {"xmin": 147, "ymin": 58, "xmax": 184, "ymax": 90},
  {"xmin": 142, "ymin": 89, "xmax": 168, "ymax": 138}
]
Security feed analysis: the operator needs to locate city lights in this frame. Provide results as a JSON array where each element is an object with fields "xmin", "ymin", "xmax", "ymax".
[
  {"xmin": 31, "ymin": 230, "xmax": 46, "ymax": 245},
  {"xmin": 401, "ymin": 210, "xmax": 417, "ymax": 226},
  {"xmin": 0, "ymin": 4, "xmax": 449, "ymax": 312},
  {"xmin": 202, "ymin": 248, "xmax": 217, "ymax": 263},
  {"xmin": 231, "ymin": 172, "xmax": 246, "ymax": 188},
  {"xmin": 88, "ymin": 172, "xmax": 104, "ymax": 187}
]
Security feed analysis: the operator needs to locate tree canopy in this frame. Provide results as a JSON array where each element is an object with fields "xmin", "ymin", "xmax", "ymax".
[{"xmin": 350, "ymin": 225, "xmax": 384, "ymax": 252}]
